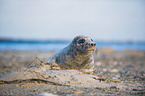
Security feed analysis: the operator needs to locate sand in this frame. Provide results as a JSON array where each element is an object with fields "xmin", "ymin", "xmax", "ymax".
[{"xmin": 0, "ymin": 48, "xmax": 145, "ymax": 96}]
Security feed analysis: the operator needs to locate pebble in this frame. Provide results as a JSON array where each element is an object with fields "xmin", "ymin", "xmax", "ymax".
[
  {"xmin": 110, "ymin": 69, "xmax": 119, "ymax": 73},
  {"xmin": 112, "ymin": 77, "xmax": 119, "ymax": 80},
  {"xmin": 103, "ymin": 68, "xmax": 107, "ymax": 72},
  {"xmin": 108, "ymin": 79, "xmax": 121, "ymax": 82},
  {"xmin": 74, "ymin": 90, "xmax": 83, "ymax": 94},
  {"xmin": 132, "ymin": 88, "xmax": 143, "ymax": 91},
  {"xmin": 110, "ymin": 86, "xmax": 117, "ymax": 89},
  {"xmin": 95, "ymin": 62, "xmax": 102, "ymax": 66},
  {"xmin": 38, "ymin": 92, "xmax": 58, "ymax": 96}
]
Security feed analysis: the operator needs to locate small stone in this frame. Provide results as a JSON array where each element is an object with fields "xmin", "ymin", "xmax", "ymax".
[
  {"xmin": 15, "ymin": 84, "xmax": 19, "ymax": 87},
  {"xmin": 71, "ymin": 77, "xmax": 78, "ymax": 81},
  {"xmin": 95, "ymin": 62, "xmax": 102, "ymax": 66},
  {"xmin": 108, "ymin": 79, "xmax": 120, "ymax": 82},
  {"xmin": 74, "ymin": 90, "xmax": 83, "ymax": 94},
  {"xmin": 132, "ymin": 88, "xmax": 143, "ymax": 91},
  {"xmin": 38, "ymin": 92, "xmax": 58, "ymax": 96},
  {"xmin": 116, "ymin": 85, "xmax": 123, "ymax": 89},
  {"xmin": 110, "ymin": 69, "xmax": 119, "ymax": 73},
  {"xmin": 110, "ymin": 86, "xmax": 117, "ymax": 89},
  {"xmin": 53, "ymin": 75, "xmax": 58, "ymax": 78},
  {"xmin": 51, "ymin": 67, "xmax": 60, "ymax": 70},
  {"xmin": 103, "ymin": 68, "xmax": 107, "ymax": 72},
  {"xmin": 112, "ymin": 77, "xmax": 118, "ymax": 79}
]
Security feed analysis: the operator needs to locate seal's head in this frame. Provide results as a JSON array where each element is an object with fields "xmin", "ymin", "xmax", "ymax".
[{"xmin": 71, "ymin": 35, "xmax": 96, "ymax": 54}]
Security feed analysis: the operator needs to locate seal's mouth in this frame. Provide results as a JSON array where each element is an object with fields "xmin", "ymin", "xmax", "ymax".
[
  {"xmin": 86, "ymin": 48, "xmax": 96, "ymax": 52},
  {"xmin": 87, "ymin": 42, "xmax": 96, "ymax": 51}
]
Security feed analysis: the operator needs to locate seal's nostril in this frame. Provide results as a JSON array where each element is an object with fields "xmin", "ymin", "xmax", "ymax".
[
  {"xmin": 91, "ymin": 44, "xmax": 94, "ymax": 46},
  {"xmin": 90, "ymin": 43, "xmax": 96, "ymax": 46},
  {"xmin": 88, "ymin": 43, "xmax": 96, "ymax": 46}
]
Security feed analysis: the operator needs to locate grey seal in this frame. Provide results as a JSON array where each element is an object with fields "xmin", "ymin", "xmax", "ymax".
[{"xmin": 48, "ymin": 35, "xmax": 96, "ymax": 70}]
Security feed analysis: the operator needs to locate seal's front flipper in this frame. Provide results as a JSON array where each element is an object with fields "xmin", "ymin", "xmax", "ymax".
[{"xmin": 81, "ymin": 68, "xmax": 94, "ymax": 74}]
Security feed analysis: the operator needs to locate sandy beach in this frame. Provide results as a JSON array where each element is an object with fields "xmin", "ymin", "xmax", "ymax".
[{"xmin": 0, "ymin": 48, "xmax": 145, "ymax": 95}]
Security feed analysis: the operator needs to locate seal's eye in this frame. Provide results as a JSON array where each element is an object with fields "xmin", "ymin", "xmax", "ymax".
[{"xmin": 78, "ymin": 39, "xmax": 85, "ymax": 44}]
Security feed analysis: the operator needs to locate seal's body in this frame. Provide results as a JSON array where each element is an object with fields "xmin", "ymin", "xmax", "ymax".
[{"xmin": 48, "ymin": 35, "xmax": 96, "ymax": 70}]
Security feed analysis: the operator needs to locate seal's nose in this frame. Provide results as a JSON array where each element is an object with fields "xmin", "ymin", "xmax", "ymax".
[{"xmin": 89, "ymin": 43, "xmax": 96, "ymax": 46}]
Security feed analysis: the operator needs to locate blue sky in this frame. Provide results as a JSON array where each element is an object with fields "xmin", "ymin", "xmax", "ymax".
[{"xmin": 0, "ymin": 0, "xmax": 145, "ymax": 41}]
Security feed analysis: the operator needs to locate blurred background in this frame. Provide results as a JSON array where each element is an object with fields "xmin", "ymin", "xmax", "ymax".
[{"xmin": 0, "ymin": 0, "xmax": 145, "ymax": 51}]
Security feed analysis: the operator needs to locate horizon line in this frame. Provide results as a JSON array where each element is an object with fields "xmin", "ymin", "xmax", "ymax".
[{"xmin": 0, "ymin": 37, "xmax": 145, "ymax": 44}]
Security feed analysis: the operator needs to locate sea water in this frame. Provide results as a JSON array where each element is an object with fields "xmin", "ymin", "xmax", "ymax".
[{"xmin": 0, "ymin": 40, "xmax": 145, "ymax": 51}]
